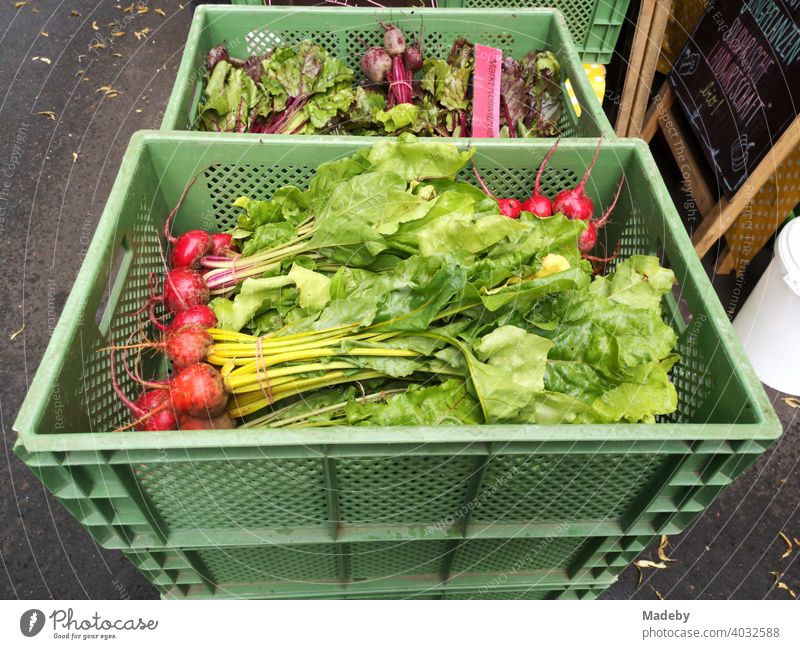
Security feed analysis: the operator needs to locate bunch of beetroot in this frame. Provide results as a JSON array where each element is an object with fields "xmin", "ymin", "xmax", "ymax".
[
  {"xmin": 110, "ymin": 179, "xmax": 239, "ymax": 432},
  {"xmin": 360, "ymin": 23, "xmax": 420, "ymax": 107},
  {"xmin": 473, "ymin": 136, "xmax": 626, "ymax": 265}
]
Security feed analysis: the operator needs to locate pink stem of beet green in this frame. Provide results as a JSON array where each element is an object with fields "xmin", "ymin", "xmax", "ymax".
[
  {"xmin": 578, "ymin": 134, "xmax": 604, "ymax": 189},
  {"xmin": 595, "ymin": 175, "xmax": 625, "ymax": 229},
  {"xmin": 109, "ymin": 349, "xmax": 144, "ymax": 417},
  {"xmin": 164, "ymin": 176, "xmax": 198, "ymax": 245},
  {"xmin": 535, "ymin": 138, "xmax": 560, "ymax": 195},
  {"xmin": 471, "ymin": 163, "xmax": 497, "ymax": 200},
  {"xmin": 265, "ymin": 94, "xmax": 309, "ymax": 134}
]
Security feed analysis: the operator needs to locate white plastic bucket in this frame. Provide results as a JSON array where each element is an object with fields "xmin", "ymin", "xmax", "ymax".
[{"xmin": 733, "ymin": 218, "xmax": 800, "ymax": 395}]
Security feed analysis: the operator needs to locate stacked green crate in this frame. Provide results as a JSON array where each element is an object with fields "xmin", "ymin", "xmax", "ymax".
[
  {"xmin": 13, "ymin": 133, "xmax": 781, "ymax": 599},
  {"xmin": 160, "ymin": 7, "xmax": 614, "ymax": 137}
]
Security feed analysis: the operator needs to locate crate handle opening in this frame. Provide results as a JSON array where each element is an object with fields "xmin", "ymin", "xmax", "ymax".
[{"xmin": 95, "ymin": 236, "xmax": 134, "ymax": 337}]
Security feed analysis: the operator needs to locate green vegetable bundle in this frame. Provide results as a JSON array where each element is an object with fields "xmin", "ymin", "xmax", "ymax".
[
  {"xmin": 198, "ymin": 42, "xmax": 355, "ymax": 134},
  {"xmin": 196, "ymin": 38, "xmax": 563, "ymax": 137},
  {"xmin": 369, "ymin": 40, "xmax": 562, "ymax": 137},
  {"xmin": 202, "ymin": 137, "xmax": 680, "ymax": 428}
]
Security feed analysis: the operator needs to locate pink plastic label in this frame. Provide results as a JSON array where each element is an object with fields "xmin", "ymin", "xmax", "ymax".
[{"xmin": 472, "ymin": 44, "xmax": 502, "ymax": 138}]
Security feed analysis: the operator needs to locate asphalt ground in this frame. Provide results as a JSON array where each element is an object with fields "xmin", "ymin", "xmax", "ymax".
[{"xmin": 0, "ymin": 0, "xmax": 797, "ymax": 600}]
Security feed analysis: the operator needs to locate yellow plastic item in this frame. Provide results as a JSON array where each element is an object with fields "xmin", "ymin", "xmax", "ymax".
[{"xmin": 566, "ymin": 63, "xmax": 606, "ymax": 117}]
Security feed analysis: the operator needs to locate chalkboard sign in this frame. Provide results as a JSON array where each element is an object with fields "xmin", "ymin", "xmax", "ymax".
[{"xmin": 669, "ymin": 0, "xmax": 800, "ymax": 199}]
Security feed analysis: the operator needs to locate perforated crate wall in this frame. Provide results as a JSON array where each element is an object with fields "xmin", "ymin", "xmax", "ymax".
[
  {"xmin": 122, "ymin": 534, "xmax": 636, "ymax": 599},
  {"xmin": 14, "ymin": 134, "xmax": 780, "ymax": 594},
  {"xmin": 161, "ymin": 7, "xmax": 614, "ymax": 138},
  {"xmin": 228, "ymin": 1, "xmax": 631, "ymax": 64},
  {"xmin": 441, "ymin": 0, "xmax": 631, "ymax": 63}
]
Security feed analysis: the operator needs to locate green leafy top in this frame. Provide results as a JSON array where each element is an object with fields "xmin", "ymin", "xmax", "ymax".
[{"xmin": 207, "ymin": 140, "xmax": 679, "ymax": 426}]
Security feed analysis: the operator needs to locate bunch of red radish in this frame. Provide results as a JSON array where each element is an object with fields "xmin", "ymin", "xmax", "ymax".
[
  {"xmin": 474, "ymin": 137, "xmax": 625, "ymax": 262},
  {"xmin": 110, "ymin": 179, "xmax": 238, "ymax": 432}
]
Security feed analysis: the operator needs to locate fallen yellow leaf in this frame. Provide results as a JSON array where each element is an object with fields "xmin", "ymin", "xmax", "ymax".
[
  {"xmin": 155, "ymin": 8, "xmax": 166, "ymax": 16},
  {"xmin": 36, "ymin": 111, "xmax": 56, "ymax": 120},
  {"xmin": 782, "ymin": 397, "xmax": 800, "ymax": 408},
  {"xmin": 96, "ymin": 85, "xmax": 122, "ymax": 97},
  {"xmin": 9, "ymin": 324, "xmax": 25, "ymax": 341},
  {"xmin": 112, "ymin": 53, "xmax": 122, "ymax": 58},
  {"xmin": 40, "ymin": 30, "xmax": 49, "ymax": 37},
  {"xmin": 776, "ymin": 582, "xmax": 798, "ymax": 599},
  {"xmin": 779, "ymin": 532, "xmax": 793, "ymax": 559},
  {"xmin": 72, "ymin": 152, "xmax": 78, "ymax": 164},
  {"xmin": 134, "ymin": 27, "xmax": 151, "ymax": 41},
  {"xmin": 15, "ymin": 1, "xmax": 28, "ymax": 8},
  {"xmin": 649, "ymin": 585, "xmax": 664, "ymax": 600},
  {"xmin": 658, "ymin": 535, "xmax": 676, "ymax": 563},
  {"xmin": 92, "ymin": 20, "xmax": 99, "ymax": 30},
  {"xmin": 70, "ymin": 9, "xmax": 80, "ymax": 17},
  {"xmin": 137, "ymin": 5, "xmax": 148, "ymax": 13},
  {"xmin": 111, "ymin": 30, "xmax": 125, "ymax": 37},
  {"xmin": 634, "ymin": 559, "xmax": 667, "ymax": 588},
  {"xmin": 635, "ymin": 560, "xmax": 668, "ymax": 570},
  {"xmin": 91, "ymin": 42, "xmax": 106, "ymax": 50}
]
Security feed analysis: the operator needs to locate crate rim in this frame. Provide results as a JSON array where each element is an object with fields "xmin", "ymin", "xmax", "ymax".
[
  {"xmin": 12, "ymin": 131, "xmax": 782, "ymax": 453},
  {"xmin": 160, "ymin": 5, "xmax": 614, "ymax": 138}
]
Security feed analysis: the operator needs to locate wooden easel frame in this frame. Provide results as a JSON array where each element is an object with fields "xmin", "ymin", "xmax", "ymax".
[
  {"xmin": 641, "ymin": 85, "xmax": 800, "ymax": 272},
  {"xmin": 615, "ymin": 0, "xmax": 671, "ymax": 138}
]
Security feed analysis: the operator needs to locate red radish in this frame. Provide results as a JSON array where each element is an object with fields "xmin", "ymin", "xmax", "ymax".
[
  {"xmin": 361, "ymin": 46, "xmax": 392, "ymax": 84},
  {"xmin": 210, "ymin": 233, "xmax": 235, "ymax": 256},
  {"xmin": 146, "ymin": 268, "xmax": 209, "ymax": 332},
  {"xmin": 498, "ymin": 198, "xmax": 522, "ymax": 219},
  {"xmin": 552, "ymin": 135, "xmax": 604, "ymax": 221},
  {"xmin": 133, "ymin": 390, "xmax": 179, "ymax": 432},
  {"xmin": 164, "ymin": 176, "xmax": 198, "ymax": 246},
  {"xmin": 164, "ymin": 324, "xmax": 215, "ymax": 370},
  {"xmin": 521, "ymin": 139, "xmax": 559, "ymax": 218},
  {"xmin": 150, "ymin": 304, "xmax": 218, "ymax": 333},
  {"xmin": 164, "ymin": 175, "xmax": 231, "ymax": 267},
  {"xmin": 168, "ymin": 363, "xmax": 228, "ymax": 417},
  {"xmin": 107, "ymin": 324, "xmax": 214, "ymax": 372},
  {"xmin": 163, "ymin": 267, "xmax": 210, "ymax": 314},
  {"xmin": 170, "ymin": 229, "xmax": 212, "ymax": 269},
  {"xmin": 171, "ymin": 305, "xmax": 218, "ymax": 331},
  {"xmin": 109, "ymin": 351, "xmax": 177, "ymax": 431},
  {"xmin": 472, "ymin": 163, "xmax": 521, "ymax": 219},
  {"xmin": 178, "ymin": 411, "xmax": 236, "ymax": 431},
  {"xmin": 578, "ymin": 176, "xmax": 625, "ymax": 253}
]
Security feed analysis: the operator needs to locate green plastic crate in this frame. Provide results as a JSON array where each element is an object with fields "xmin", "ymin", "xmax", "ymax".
[
  {"xmin": 122, "ymin": 534, "xmax": 634, "ymax": 599},
  {"xmin": 161, "ymin": 7, "xmax": 613, "ymax": 137},
  {"xmin": 14, "ymin": 133, "xmax": 780, "ymax": 575},
  {"xmin": 228, "ymin": 1, "xmax": 631, "ymax": 64}
]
